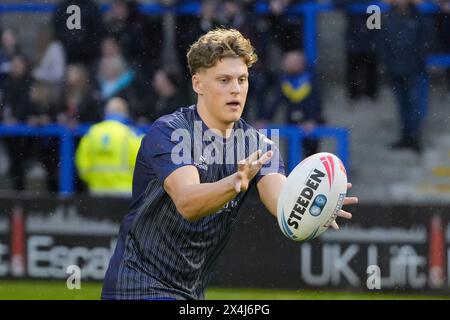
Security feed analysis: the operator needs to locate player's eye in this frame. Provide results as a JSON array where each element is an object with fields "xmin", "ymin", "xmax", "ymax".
[
  {"xmin": 239, "ymin": 77, "xmax": 247, "ymax": 83},
  {"xmin": 219, "ymin": 78, "xmax": 228, "ymax": 84}
]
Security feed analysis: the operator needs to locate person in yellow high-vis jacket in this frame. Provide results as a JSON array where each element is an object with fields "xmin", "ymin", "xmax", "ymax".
[{"xmin": 75, "ymin": 97, "xmax": 143, "ymax": 196}]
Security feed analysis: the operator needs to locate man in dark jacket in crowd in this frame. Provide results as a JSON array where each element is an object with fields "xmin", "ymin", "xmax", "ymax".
[
  {"xmin": 0, "ymin": 54, "xmax": 33, "ymax": 190},
  {"xmin": 335, "ymin": 0, "xmax": 379, "ymax": 101},
  {"xmin": 53, "ymin": 0, "xmax": 105, "ymax": 65},
  {"xmin": 378, "ymin": 0, "xmax": 431, "ymax": 153}
]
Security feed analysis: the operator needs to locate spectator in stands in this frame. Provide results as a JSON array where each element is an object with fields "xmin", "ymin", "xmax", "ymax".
[
  {"xmin": 136, "ymin": 1, "xmax": 258, "ymax": 98},
  {"xmin": 138, "ymin": 0, "xmax": 192, "ymax": 77},
  {"xmin": 242, "ymin": 0, "xmax": 305, "ymax": 122},
  {"xmin": 126, "ymin": 0, "xmax": 148, "ymax": 30},
  {"xmin": 104, "ymin": 0, "xmax": 146, "ymax": 71},
  {"xmin": 197, "ymin": 0, "xmax": 220, "ymax": 32},
  {"xmin": 266, "ymin": 0, "xmax": 304, "ymax": 52},
  {"xmin": 12, "ymin": 56, "xmax": 62, "ymax": 192},
  {"xmin": 259, "ymin": 50, "xmax": 324, "ymax": 157},
  {"xmin": 435, "ymin": 0, "xmax": 450, "ymax": 92},
  {"xmin": 57, "ymin": 63, "xmax": 101, "ymax": 193},
  {"xmin": 174, "ymin": 0, "xmax": 221, "ymax": 101},
  {"xmin": 28, "ymin": 79, "xmax": 64, "ymax": 193},
  {"xmin": 378, "ymin": 0, "xmax": 431, "ymax": 153},
  {"xmin": 29, "ymin": 81, "xmax": 61, "ymax": 125},
  {"xmin": 32, "ymin": 24, "xmax": 66, "ymax": 110},
  {"xmin": 92, "ymin": 36, "xmax": 123, "ymax": 87},
  {"xmin": 101, "ymin": 36, "xmax": 123, "ymax": 60},
  {"xmin": 215, "ymin": 0, "xmax": 268, "ymax": 121},
  {"xmin": 0, "ymin": 54, "xmax": 33, "ymax": 191},
  {"xmin": 96, "ymin": 55, "xmax": 150, "ymax": 123},
  {"xmin": 335, "ymin": 0, "xmax": 379, "ymax": 101},
  {"xmin": 53, "ymin": 0, "xmax": 105, "ymax": 66},
  {"xmin": 144, "ymin": 0, "xmax": 235, "ymax": 103},
  {"xmin": 0, "ymin": 28, "xmax": 21, "ymax": 92},
  {"xmin": 75, "ymin": 97, "xmax": 142, "ymax": 197},
  {"xmin": 147, "ymin": 68, "xmax": 184, "ymax": 123},
  {"xmin": 216, "ymin": 0, "xmax": 246, "ymax": 29},
  {"xmin": 58, "ymin": 64, "xmax": 102, "ymax": 129}
]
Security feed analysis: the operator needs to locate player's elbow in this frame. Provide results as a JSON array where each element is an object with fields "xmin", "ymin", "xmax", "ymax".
[
  {"xmin": 176, "ymin": 202, "xmax": 201, "ymax": 222},
  {"xmin": 168, "ymin": 189, "xmax": 201, "ymax": 221}
]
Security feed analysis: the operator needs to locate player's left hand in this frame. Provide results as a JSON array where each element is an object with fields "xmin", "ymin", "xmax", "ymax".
[
  {"xmin": 331, "ymin": 182, "xmax": 358, "ymax": 230},
  {"xmin": 234, "ymin": 149, "xmax": 273, "ymax": 193}
]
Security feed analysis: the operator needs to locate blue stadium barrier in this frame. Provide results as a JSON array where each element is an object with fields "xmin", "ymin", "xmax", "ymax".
[
  {"xmin": 0, "ymin": 4, "xmax": 55, "ymax": 13},
  {"xmin": 266, "ymin": 125, "xmax": 350, "ymax": 173},
  {"xmin": 345, "ymin": 1, "xmax": 439, "ymax": 13},
  {"xmin": 427, "ymin": 54, "xmax": 450, "ymax": 68},
  {"xmin": 0, "ymin": 124, "xmax": 349, "ymax": 195},
  {"xmin": 0, "ymin": 124, "xmax": 74, "ymax": 196}
]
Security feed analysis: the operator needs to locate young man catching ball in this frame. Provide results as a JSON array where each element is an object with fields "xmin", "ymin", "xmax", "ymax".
[{"xmin": 102, "ymin": 28, "xmax": 357, "ymax": 300}]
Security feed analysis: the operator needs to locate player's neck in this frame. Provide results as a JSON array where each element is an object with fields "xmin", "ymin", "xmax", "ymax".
[{"xmin": 196, "ymin": 103, "xmax": 234, "ymax": 138}]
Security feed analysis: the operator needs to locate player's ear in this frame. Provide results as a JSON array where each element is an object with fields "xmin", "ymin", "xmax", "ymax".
[{"xmin": 192, "ymin": 73, "xmax": 203, "ymax": 96}]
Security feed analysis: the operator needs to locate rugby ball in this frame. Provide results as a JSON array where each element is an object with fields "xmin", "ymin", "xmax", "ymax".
[{"xmin": 277, "ymin": 152, "xmax": 347, "ymax": 242}]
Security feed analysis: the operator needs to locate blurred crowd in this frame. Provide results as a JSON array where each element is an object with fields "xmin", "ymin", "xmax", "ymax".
[{"xmin": 0, "ymin": 0, "xmax": 449, "ymax": 194}]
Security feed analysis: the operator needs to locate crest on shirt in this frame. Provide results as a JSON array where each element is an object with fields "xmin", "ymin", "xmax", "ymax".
[{"xmin": 195, "ymin": 155, "xmax": 208, "ymax": 170}]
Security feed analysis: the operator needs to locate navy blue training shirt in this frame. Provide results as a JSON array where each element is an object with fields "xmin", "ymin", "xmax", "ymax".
[{"xmin": 102, "ymin": 105, "xmax": 285, "ymax": 300}]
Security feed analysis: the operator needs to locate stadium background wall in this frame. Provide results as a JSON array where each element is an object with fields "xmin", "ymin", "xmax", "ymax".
[{"xmin": 0, "ymin": 191, "xmax": 449, "ymax": 294}]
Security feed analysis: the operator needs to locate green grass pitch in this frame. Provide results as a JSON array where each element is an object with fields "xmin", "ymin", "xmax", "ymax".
[{"xmin": 0, "ymin": 280, "xmax": 448, "ymax": 300}]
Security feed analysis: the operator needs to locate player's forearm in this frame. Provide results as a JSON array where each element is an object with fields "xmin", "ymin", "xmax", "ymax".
[
  {"xmin": 175, "ymin": 174, "xmax": 238, "ymax": 221},
  {"xmin": 261, "ymin": 191, "xmax": 279, "ymax": 218},
  {"xmin": 258, "ymin": 174, "xmax": 287, "ymax": 218}
]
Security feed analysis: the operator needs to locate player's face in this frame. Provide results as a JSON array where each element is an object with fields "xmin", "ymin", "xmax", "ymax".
[{"xmin": 193, "ymin": 57, "xmax": 249, "ymax": 129}]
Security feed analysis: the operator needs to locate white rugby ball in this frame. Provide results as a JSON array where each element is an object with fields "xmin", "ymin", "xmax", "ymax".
[{"xmin": 277, "ymin": 152, "xmax": 348, "ymax": 242}]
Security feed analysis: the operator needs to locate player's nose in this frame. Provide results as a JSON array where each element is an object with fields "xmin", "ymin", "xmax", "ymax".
[{"xmin": 230, "ymin": 79, "xmax": 241, "ymax": 94}]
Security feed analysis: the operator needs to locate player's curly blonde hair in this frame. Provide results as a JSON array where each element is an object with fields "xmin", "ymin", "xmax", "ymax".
[{"xmin": 187, "ymin": 28, "xmax": 258, "ymax": 75}]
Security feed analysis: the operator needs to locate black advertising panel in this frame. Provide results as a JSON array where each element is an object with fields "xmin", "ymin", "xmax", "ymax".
[
  {"xmin": 0, "ymin": 197, "xmax": 127, "ymax": 280},
  {"xmin": 0, "ymin": 194, "xmax": 449, "ymax": 294},
  {"xmin": 213, "ymin": 192, "xmax": 450, "ymax": 293}
]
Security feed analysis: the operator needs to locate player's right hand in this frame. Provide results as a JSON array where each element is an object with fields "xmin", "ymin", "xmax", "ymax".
[
  {"xmin": 234, "ymin": 149, "xmax": 273, "ymax": 193},
  {"xmin": 330, "ymin": 183, "xmax": 358, "ymax": 230}
]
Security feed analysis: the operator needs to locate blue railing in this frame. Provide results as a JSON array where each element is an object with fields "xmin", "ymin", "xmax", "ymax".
[
  {"xmin": 265, "ymin": 125, "xmax": 349, "ymax": 173},
  {"xmin": 0, "ymin": 124, "xmax": 349, "ymax": 195},
  {"xmin": 0, "ymin": 124, "xmax": 75, "ymax": 196}
]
